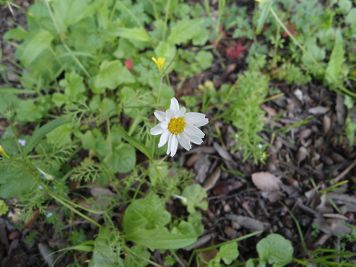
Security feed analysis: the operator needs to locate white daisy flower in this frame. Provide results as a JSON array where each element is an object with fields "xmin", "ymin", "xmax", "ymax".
[{"xmin": 150, "ymin": 97, "xmax": 209, "ymax": 157}]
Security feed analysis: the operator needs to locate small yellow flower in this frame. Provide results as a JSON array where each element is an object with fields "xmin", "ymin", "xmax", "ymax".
[
  {"xmin": 152, "ymin": 57, "xmax": 166, "ymax": 72},
  {"xmin": 0, "ymin": 145, "xmax": 9, "ymax": 158}
]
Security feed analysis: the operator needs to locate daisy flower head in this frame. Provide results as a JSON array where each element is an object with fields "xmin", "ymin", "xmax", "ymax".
[{"xmin": 150, "ymin": 97, "xmax": 209, "ymax": 157}]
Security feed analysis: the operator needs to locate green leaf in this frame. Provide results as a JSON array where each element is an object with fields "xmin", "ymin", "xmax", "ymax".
[
  {"xmin": 325, "ymin": 30, "xmax": 345, "ymax": 90},
  {"xmin": 93, "ymin": 60, "xmax": 135, "ymax": 93},
  {"xmin": 196, "ymin": 51, "xmax": 213, "ymax": 70},
  {"xmin": 53, "ymin": 72, "xmax": 86, "ymax": 106},
  {"xmin": 23, "ymin": 116, "xmax": 71, "ymax": 155},
  {"xmin": 114, "ymin": 125, "xmax": 152, "ymax": 159},
  {"xmin": 246, "ymin": 259, "xmax": 255, "ymax": 267},
  {"xmin": 346, "ymin": 8, "xmax": 356, "ymax": 26},
  {"xmin": 168, "ymin": 19, "xmax": 205, "ymax": 45},
  {"xmin": 123, "ymin": 194, "xmax": 200, "ymax": 249},
  {"xmin": 182, "ymin": 184, "xmax": 208, "ymax": 214},
  {"xmin": 113, "ymin": 27, "xmax": 150, "ymax": 42},
  {"xmin": 51, "ymin": 0, "xmax": 98, "ymax": 33},
  {"xmin": 0, "ymin": 87, "xmax": 36, "ymax": 94},
  {"xmin": 46, "ymin": 123, "xmax": 72, "ymax": 147},
  {"xmin": 256, "ymin": 0, "xmax": 273, "ymax": 34},
  {"xmin": 124, "ymin": 246, "xmax": 150, "ymax": 267},
  {"xmin": 256, "ymin": 234, "xmax": 293, "ymax": 267},
  {"xmin": 104, "ymin": 143, "xmax": 136, "ymax": 173},
  {"xmin": 0, "ymin": 160, "xmax": 36, "ymax": 199},
  {"xmin": 19, "ymin": 30, "xmax": 54, "ymax": 66},
  {"xmin": 154, "ymin": 41, "xmax": 176, "ymax": 64},
  {"xmin": 218, "ymin": 242, "xmax": 239, "ymax": 265},
  {"xmin": 90, "ymin": 227, "xmax": 123, "ymax": 267},
  {"xmin": 0, "ymin": 200, "xmax": 9, "ymax": 215}
]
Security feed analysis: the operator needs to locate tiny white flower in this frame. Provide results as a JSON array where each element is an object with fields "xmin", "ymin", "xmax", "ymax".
[
  {"xmin": 18, "ymin": 139, "xmax": 26, "ymax": 146},
  {"xmin": 150, "ymin": 97, "xmax": 209, "ymax": 157},
  {"xmin": 46, "ymin": 212, "xmax": 53, "ymax": 218}
]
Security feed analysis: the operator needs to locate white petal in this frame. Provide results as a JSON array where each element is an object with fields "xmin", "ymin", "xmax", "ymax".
[
  {"xmin": 185, "ymin": 124, "xmax": 205, "ymax": 138},
  {"xmin": 178, "ymin": 133, "xmax": 191, "ymax": 151},
  {"xmin": 150, "ymin": 124, "xmax": 163, "ymax": 135},
  {"xmin": 170, "ymin": 135, "xmax": 178, "ymax": 157},
  {"xmin": 158, "ymin": 131, "xmax": 169, "ymax": 147},
  {"xmin": 166, "ymin": 134, "xmax": 173, "ymax": 155},
  {"xmin": 161, "ymin": 121, "xmax": 168, "ymax": 129},
  {"xmin": 176, "ymin": 107, "xmax": 186, "ymax": 117},
  {"xmin": 154, "ymin": 111, "xmax": 166, "ymax": 121},
  {"xmin": 185, "ymin": 112, "xmax": 209, "ymax": 127},
  {"xmin": 170, "ymin": 97, "xmax": 180, "ymax": 112},
  {"xmin": 189, "ymin": 135, "xmax": 204, "ymax": 145},
  {"xmin": 166, "ymin": 109, "xmax": 174, "ymax": 120}
]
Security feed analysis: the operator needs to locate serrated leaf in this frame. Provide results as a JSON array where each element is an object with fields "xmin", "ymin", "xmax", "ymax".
[
  {"xmin": 256, "ymin": 234, "xmax": 293, "ymax": 267},
  {"xmin": 182, "ymin": 184, "xmax": 208, "ymax": 214}
]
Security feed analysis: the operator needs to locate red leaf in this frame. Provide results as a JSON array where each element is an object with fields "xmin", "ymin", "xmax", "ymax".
[{"xmin": 226, "ymin": 42, "xmax": 246, "ymax": 60}]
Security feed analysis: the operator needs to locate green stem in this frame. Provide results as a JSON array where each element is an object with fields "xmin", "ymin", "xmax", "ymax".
[
  {"xmin": 115, "ymin": 125, "xmax": 152, "ymax": 159},
  {"xmin": 44, "ymin": 0, "xmax": 90, "ymax": 77},
  {"xmin": 48, "ymin": 191, "xmax": 101, "ymax": 228}
]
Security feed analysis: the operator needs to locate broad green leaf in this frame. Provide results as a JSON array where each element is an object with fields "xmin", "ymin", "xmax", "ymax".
[
  {"xmin": 123, "ymin": 194, "xmax": 171, "ymax": 231},
  {"xmin": 90, "ymin": 227, "xmax": 123, "ymax": 267},
  {"xmin": 123, "ymin": 194, "xmax": 200, "ymax": 249},
  {"xmin": 256, "ymin": 234, "xmax": 293, "ymax": 267},
  {"xmin": 93, "ymin": 60, "xmax": 135, "ymax": 93},
  {"xmin": 23, "ymin": 116, "xmax": 71, "ymax": 155},
  {"xmin": 19, "ymin": 30, "xmax": 54, "ymax": 66},
  {"xmin": 4, "ymin": 27, "xmax": 28, "ymax": 41},
  {"xmin": 182, "ymin": 184, "xmax": 208, "ymax": 214},
  {"xmin": 104, "ymin": 143, "xmax": 136, "ymax": 173},
  {"xmin": 0, "ymin": 160, "xmax": 36, "ymax": 199},
  {"xmin": 168, "ymin": 19, "xmax": 205, "ymax": 45},
  {"xmin": 51, "ymin": 0, "xmax": 100, "ymax": 33},
  {"xmin": 113, "ymin": 27, "xmax": 150, "ymax": 42},
  {"xmin": 325, "ymin": 30, "xmax": 345, "ymax": 89}
]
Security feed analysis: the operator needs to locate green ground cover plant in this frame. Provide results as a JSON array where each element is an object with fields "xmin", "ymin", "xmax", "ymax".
[{"xmin": 0, "ymin": 0, "xmax": 355, "ymax": 266}]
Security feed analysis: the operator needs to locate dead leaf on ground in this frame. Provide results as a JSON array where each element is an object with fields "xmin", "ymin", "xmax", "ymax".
[{"xmin": 251, "ymin": 172, "xmax": 280, "ymax": 192}]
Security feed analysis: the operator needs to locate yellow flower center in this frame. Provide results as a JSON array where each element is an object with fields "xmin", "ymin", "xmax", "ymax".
[
  {"xmin": 152, "ymin": 57, "xmax": 166, "ymax": 71},
  {"xmin": 168, "ymin": 117, "xmax": 186, "ymax": 135}
]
